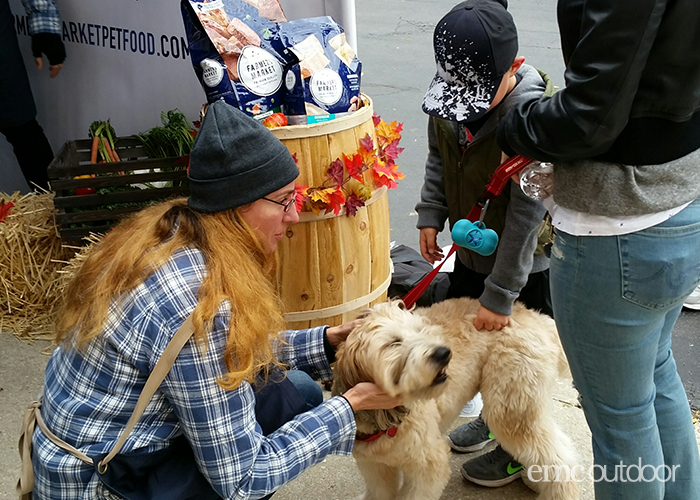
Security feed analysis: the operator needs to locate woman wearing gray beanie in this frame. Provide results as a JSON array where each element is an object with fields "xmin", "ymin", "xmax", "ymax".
[{"xmin": 28, "ymin": 100, "xmax": 401, "ymax": 499}]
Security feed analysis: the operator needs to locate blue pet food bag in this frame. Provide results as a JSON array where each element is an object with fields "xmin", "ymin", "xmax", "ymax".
[
  {"xmin": 182, "ymin": 0, "xmax": 294, "ymax": 120},
  {"xmin": 279, "ymin": 16, "xmax": 362, "ymax": 124}
]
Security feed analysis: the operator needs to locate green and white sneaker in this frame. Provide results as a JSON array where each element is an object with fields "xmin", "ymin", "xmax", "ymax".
[
  {"xmin": 461, "ymin": 445, "xmax": 524, "ymax": 487},
  {"xmin": 447, "ymin": 415, "xmax": 495, "ymax": 452}
]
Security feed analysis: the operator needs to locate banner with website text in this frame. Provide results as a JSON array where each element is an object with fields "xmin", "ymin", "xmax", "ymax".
[
  {"xmin": 1, "ymin": 0, "xmax": 204, "ymax": 192},
  {"xmin": 1, "ymin": 0, "xmax": 356, "ymax": 193}
]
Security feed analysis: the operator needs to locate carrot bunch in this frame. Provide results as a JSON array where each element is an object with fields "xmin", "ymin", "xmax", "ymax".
[{"xmin": 88, "ymin": 120, "xmax": 120, "ymax": 164}]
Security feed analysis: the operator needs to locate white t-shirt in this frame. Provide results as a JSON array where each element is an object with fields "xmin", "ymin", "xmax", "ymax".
[{"xmin": 543, "ymin": 197, "xmax": 691, "ymax": 236}]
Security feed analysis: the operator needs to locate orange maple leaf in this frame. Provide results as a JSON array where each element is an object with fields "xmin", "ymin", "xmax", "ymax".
[
  {"xmin": 372, "ymin": 159, "xmax": 405, "ymax": 189},
  {"xmin": 307, "ymin": 186, "xmax": 346, "ymax": 215},
  {"xmin": 375, "ymin": 119, "xmax": 403, "ymax": 147},
  {"xmin": 326, "ymin": 186, "xmax": 346, "ymax": 215},
  {"xmin": 306, "ymin": 199, "xmax": 327, "ymax": 215},
  {"xmin": 343, "ymin": 153, "xmax": 365, "ymax": 182},
  {"xmin": 306, "ymin": 186, "xmax": 331, "ymax": 215},
  {"xmin": 308, "ymin": 187, "xmax": 332, "ymax": 204},
  {"xmin": 294, "ymin": 184, "xmax": 309, "ymax": 212}
]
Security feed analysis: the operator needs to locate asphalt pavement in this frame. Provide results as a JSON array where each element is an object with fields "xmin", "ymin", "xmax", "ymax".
[{"xmin": 1, "ymin": 0, "xmax": 698, "ymax": 498}]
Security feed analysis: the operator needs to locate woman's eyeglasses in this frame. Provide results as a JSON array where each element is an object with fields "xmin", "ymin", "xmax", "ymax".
[{"xmin": 262, "ymin": 192, "xmax": 297, "ymax": 212}]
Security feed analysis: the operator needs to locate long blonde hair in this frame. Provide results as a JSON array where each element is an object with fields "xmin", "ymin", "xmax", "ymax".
[{"xmin": 55, "ymin": 198, "xmax": 286, "ymax": 390}]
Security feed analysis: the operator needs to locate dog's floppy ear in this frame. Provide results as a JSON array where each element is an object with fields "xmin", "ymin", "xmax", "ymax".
[{"xmin": 333, "ymin": 335, "xmax": 370, "ymax": 389}]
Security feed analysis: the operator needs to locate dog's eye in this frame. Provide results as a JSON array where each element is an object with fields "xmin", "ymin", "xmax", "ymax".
[{"xmin": 388, "ymin": 337, "xmax": 402, "ymax": 348}]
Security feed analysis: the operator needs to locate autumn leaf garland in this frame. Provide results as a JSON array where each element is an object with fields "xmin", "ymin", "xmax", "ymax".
[{"xmin": 294, "ymin": 114, "xmax": 405, "ymax": 217}]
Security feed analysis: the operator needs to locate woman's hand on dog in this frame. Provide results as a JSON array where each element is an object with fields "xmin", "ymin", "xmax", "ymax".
[
  {"xmin": 473, "ymin": 305, "xmax": 510, "ymax": 331},
  {"xmin": 341, "ymin": 383, "xmax": 403, "ymax": 412},
  {"xmin": 326, "ymin": 319, "xmax": 363, "ymax": 347}
]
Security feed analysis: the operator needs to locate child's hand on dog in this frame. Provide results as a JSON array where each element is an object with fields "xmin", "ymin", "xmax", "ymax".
[
  {"xmin": 342, "ymin": 383, "xmax": 403, "ymax": 412},
  {"xmin": 473, "ymin": 305, "xmax": 510, "ymax": 331}
]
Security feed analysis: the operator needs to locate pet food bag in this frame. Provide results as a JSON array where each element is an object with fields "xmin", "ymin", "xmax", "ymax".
[
  {"xmin": 182, "ymin": 0, "xmax": 293, "ymax": 119},
  {"xmin": 280, "ymin": 17, "xmax": 362, "ymax": 124}
]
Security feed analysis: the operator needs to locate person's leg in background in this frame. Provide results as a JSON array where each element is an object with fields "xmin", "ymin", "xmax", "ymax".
[
  {"xmin": 0, "ymin": 0, "xmax": 53, "ymax": 191},
  {"xmin": 549, "ymin": 199, "xmax": 700, "ymax": 499},
  {"xmin": 1, "ymin": 119, "xmax": 53, "ymax": 190},
  {"xmin": 446, "ymin": 256, "xmax": 487, "ymax": 300}
]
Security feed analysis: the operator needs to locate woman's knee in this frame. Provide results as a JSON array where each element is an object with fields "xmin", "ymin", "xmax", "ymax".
[{"xmin": 286, "ymin": 370, "xmax": 323, "ymax": 409}]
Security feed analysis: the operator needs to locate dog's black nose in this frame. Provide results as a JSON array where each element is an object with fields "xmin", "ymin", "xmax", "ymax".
[{"xmin": 432, "ymin": 346, "xmax": 452, "ymax": 366}]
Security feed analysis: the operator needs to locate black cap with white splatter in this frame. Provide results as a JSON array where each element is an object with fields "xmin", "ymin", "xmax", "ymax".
[{"xmin": 422, "ymin": 0, "xmax": 518, "ymax": 123}]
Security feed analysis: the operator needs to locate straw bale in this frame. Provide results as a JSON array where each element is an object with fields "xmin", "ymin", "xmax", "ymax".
[{"xmin": 0, "ymin": 191, "xmax": 75, "ymax": 341}]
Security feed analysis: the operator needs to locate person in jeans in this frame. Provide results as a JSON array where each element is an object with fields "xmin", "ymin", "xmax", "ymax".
[
  {"xmin": 416, "ymin": 0, "xmax": 554, "ymax": 489},
  {"xmin": 497, "ymin": 0, "xmax": 700, "ymax": 497}
]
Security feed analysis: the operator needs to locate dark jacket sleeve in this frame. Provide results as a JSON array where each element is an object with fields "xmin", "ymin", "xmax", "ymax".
[
  {"xmin": 497, "ymin": 0, "xmax": 667, "ymax": 161},
  {"xmin": 480, "ymin": 182, "xmax": 547, "ymax": 316}
]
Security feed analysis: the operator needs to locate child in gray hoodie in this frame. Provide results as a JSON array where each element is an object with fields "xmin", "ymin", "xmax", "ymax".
[{"xmin": 416, "ymin": 0, "xmax": 554, "ymax": 489}]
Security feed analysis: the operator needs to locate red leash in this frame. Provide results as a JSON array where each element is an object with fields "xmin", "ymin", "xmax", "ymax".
[{"xmin": 402, "ymin": 155, "xmax": 533, "ymax": 309}]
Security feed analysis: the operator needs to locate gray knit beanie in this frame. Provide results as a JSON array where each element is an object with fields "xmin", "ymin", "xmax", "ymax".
[{"xmin": 187, "ymin": 100, "xmax": 299, "ymax": 212}]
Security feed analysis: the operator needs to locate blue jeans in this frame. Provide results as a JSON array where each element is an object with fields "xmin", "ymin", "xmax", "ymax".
[
  {"xmin": 549, "ymin": 198, "xmax": 700, "ymax": 500},
  {"xmin": 286, "ymin": 369, "xmax": 324, "ymax": 410}
]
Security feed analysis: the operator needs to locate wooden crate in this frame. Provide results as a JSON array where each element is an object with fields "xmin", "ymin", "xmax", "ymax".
[{"xmin": 48, "ymin": 137, "xmax": 189, "ymax": 242}]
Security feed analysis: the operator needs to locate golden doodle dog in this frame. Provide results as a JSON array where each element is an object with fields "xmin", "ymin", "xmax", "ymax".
[{"xmin": 332, "ymin": 298, "xmax": 579, "ymax": 500}]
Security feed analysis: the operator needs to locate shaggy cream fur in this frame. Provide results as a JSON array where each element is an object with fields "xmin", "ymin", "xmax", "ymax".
[{"xmin": 332, "ymin": 298, "xmax": 579, "ymax": 500}]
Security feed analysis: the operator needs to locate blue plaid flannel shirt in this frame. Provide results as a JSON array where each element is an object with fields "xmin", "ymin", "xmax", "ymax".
[
  {"xmin": 21, "ymin": 0, "xmax": 61, "ymax": 35},
  {"xmin": 31, "ymin": 247, "xmax": 357, "ymax": 500}
]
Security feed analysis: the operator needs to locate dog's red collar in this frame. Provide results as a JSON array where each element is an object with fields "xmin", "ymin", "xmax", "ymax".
[{"xmin": 356, "ymin": 426, "xmax": 398, "ymax": 442}]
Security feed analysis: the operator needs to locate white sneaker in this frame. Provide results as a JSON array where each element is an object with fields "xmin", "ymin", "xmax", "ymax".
[{"xmin": 683, "ymin": 285, "xmax": 700, "ymax": 310}]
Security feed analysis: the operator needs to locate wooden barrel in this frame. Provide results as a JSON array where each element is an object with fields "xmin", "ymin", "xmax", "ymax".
[{"xmin": 271, "ymin": 96, "xmax": 391, "ymax": 330}]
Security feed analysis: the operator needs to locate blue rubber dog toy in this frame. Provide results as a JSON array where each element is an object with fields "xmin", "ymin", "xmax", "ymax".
[{"xmin": 451, "ymin": 219, "xmax": 498, "ymax": 256}]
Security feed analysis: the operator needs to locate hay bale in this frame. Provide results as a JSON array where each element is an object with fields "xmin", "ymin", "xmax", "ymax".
[{"xmin": 0, "ymin": 191, "xmax": 75, "ymax": 340}]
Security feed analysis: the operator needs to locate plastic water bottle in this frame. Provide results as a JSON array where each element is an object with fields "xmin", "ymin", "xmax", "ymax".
[{"xmin": 519, "ymin": 161, "xmax": 554, "ymax": 200}]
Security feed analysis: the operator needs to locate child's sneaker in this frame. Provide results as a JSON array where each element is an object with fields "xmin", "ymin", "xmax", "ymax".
[
  {"xmin": 447, "ymin": 415, "xmax": 495, "ymax": 452},
  {"xmin": 683, "ymin": 285, "xmax": 700, "ymax": 310},
  {"xmin": 461, "ymin": 445, "xmax": 523, "ymax": 487}
]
